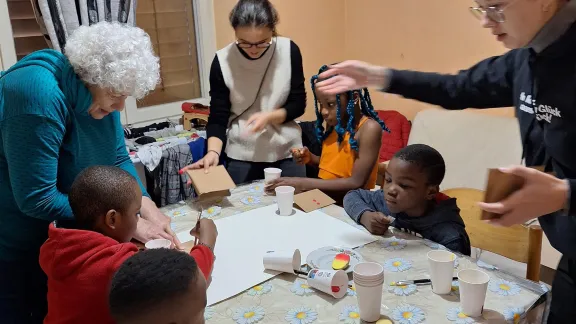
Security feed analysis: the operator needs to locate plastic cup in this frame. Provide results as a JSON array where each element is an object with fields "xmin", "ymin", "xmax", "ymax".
[
  {"xmin": 458, "ymin": 269, "xmax": 490, "ymax": 317},
  {"xmin": 263, "ymin": 249, "xmax": 301, "ymax": 274},
  {"xmin": 353, "ymin": 262, "xmax": 384, "ymax": 322},
  {"xmin": 145, "ymin": 239, "xmax": 171, "ymax": 249},
  {"xmin": 264, "ymin": 167, "xmax": 282, "ymax": 183},
  {"xmin": 428, "ymin": 250, "xmax": 456, "ymax": 295},
  {"xmin": 306, "ymin": 269, "xmax": 348, "ymax": 299},
  {"xmin": 275, "ymin": 186, "xmax": 295, "ymax": 216}
]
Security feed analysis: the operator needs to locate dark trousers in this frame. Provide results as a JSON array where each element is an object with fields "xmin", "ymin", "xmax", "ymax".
[
  {"xmin": 548, "ymin": 255, "xmax": 576, "ymax": 323},
  {"xmin": 226, "ymin": 157, "xmax": 306, "ymax": 185},
  {"xmin": 0, "ymin": 258, "xmax": 47, "ymax": 324}
]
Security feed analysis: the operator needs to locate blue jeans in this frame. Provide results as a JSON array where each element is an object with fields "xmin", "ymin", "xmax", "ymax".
[
  {"xmin": 226, "ymin": 157, "xmax": 306, "ymax": 185},
  {"xmin": 0, "ymin": 257, "xmax": 47, "ymax": 323}
]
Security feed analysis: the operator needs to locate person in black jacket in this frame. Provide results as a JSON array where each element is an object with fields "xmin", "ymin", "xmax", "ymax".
[
  {"xmin": 183, "ymin": 0, "xmax": 306, "ymax": 184},
  {"xmin": 315, "ymin": 0, "xmax": 576, "ymax": 322}
]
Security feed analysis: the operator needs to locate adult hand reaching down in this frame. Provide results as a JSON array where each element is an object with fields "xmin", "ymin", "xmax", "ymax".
[
  {"xmin": 135, "ymin": 196, "xmax": 182, "ymax": 249},
  {"xmin": 315, "ymin": 60, "xmax": 391, "ymax": 95},
  {"xmin": 180, "ymin": 137, "xmax": 223, "ymax": 174},
  {"xmin": 181, "ymin": 150, "xmax": 220, "ymax": 175},
  {"xmin": 479, "ymin": 166, "xmax": 570, "ymax": 227}
]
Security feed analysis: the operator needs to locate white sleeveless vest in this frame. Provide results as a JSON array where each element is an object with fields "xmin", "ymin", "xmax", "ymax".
[{"xmin": 216, "ymin": 36, "xmax": 303, "ymax": 162}]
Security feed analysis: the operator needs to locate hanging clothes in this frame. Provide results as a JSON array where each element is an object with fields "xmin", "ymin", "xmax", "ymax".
[
  {"xmin": 156, "ymin": 144, "xmax": 194, "ymax": 207},
  {"xmin": 33, "ymin": 0, "xmax": 137, "ymax": 52}
]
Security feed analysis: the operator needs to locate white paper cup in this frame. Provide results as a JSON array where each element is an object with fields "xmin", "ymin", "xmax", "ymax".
[
  {"xmin": 428, "ymin": 250, "xmax": 456, "ymax": 295},
  {"xmin": 354, "ymin": 280, "xmax": 384, "ymax": 322},
  {"xmin": 264, "ymin": 167, "xmax": 282, "ymax": 183},
  {"xmin": 306, "ymin": 269, "xmax": 348, "ymax": 299},
  {"xmin": 353, "ymin": 262, "xmax": 384, "ymax": 281},
  {"xmin": 145, "ymin": 239, "xmax": 171, "ymax": 249},
  {"xmin": 263, "ymin": 249, "xmax": 301, "ymax": 274},
  {"xmin": 353, "ymin": 262, "xmax": 384, "ymax": 322},
  {"xmin": 275, "ymin": 186, "xmax": 295, "ymax": 216},
  {"xmin": 458, "ymin": 269, "xmax": 490, "ymax": 317}
]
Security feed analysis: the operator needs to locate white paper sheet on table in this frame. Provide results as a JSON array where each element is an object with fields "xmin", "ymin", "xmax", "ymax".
[{"xmin": 177, "ymin": 205, "xmax": 377, "ymax": 305}]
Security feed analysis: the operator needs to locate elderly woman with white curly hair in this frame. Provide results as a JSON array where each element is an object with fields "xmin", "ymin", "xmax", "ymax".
[{"xmin": 0, "ymin": 21, "xmax": 180, "ymax": 322}]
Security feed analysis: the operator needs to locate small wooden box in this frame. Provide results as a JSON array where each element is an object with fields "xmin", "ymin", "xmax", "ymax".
[{"xmin": 183, "ymin": 112, "xmax": 209, "ymax": 131}]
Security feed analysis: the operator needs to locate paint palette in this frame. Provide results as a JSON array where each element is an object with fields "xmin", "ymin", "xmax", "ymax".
[{"xmin": 306, "ymin": 246, "xmax": 363, "ymax": 273}]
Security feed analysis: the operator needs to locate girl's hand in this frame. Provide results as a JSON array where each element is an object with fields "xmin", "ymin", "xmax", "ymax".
[
  {"xmin": 265, "ymin": 177, "xmax": 306, "ymax": 194},
  {"xmin": 290, "ymin": 147, "xmax": 311, "ymax": 165},
  {"xmin": 180, "ymin": 150, "xmax": 220, "ymax": 174}
]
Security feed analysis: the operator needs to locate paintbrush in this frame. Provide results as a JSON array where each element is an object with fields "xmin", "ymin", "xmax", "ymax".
[{"xmin": 391, "ymin": 277, "xmax": 458, "ymax": 286}]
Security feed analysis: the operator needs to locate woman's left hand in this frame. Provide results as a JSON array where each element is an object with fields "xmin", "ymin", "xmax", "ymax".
[
  {"xmin": 265, "ymin": 177, "xmax": 306, "ymax": 194},
  {"xmin": 244, "ymin": 112, "xmax": 273, "ymax": 134},
  {"xmin": 137, "ymin": 196, "xmax": 183, "ymax": 249},
  {"xmin": 479, "ymin": 166, "xmax": 569, "ymax": 227}
]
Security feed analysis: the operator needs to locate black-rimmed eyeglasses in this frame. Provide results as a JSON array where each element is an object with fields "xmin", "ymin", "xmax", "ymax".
[{"xmin": 236, "ymin": 39, "xmax": 273, "ymax": 49}]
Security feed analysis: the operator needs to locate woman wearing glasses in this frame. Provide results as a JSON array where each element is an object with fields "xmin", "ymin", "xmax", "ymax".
[
  {"xmin": 184, "ymin": 0, "xmax": 305, "ymax": 183},
  {"xmin": 315, "ymin": 0, "xmax": 576, "ymax": 321}
]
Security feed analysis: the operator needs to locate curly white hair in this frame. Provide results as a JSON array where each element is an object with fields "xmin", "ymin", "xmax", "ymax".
[{"xmin": 64, "ymin": 21, "xmax": 160, "ymax": 99}]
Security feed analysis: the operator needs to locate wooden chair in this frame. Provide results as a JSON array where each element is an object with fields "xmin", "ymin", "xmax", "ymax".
[{"xmin": 442, "ymin": 188, "xmax": 543, "ymax": 282}]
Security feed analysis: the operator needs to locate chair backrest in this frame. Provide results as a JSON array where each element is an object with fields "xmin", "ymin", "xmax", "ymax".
[
  {"xmin": 408, "ymin": 109, "xmax": 522, "ymax": 191},
  {"xmin": 442, "ymin": 188, "xmax": 543, "ymax": 281},
  {"xmin": 376, "ymin": 110, "xmax": 411, "ymax": 162}
]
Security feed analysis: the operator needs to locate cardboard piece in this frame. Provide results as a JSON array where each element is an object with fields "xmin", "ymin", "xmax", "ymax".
[
  {"xmin": 186, "ymin": 165, "xmax": 236, "ymax": 199},
  {"xmin": 481, "ymin": 166, "xmax": 546, "ymax": 220},
  {"xmin": 294, "ymin": 189, "xmax": 336, "ymax": 212}
]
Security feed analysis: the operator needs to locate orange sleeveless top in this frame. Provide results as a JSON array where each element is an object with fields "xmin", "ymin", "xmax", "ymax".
[{"xmin": 318, "ymin": 117, "xmax": 378, "ymax": 189}]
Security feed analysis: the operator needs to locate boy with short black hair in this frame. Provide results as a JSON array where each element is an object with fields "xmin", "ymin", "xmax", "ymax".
[
  {"xmin": 110, "ymin": 248, "xmax": 208, "ymax": 324},
  {"xmin": 39, "ymin": 166, "xmax": 216, "ymax": 324},
  {"xmin": 343, "ymin": 144, "xmax": 471, "ymax": 255}
]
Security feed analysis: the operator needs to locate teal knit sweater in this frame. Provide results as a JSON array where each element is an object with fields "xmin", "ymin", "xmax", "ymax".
[{"xmin": 0, "ymin": 50, "xmax": 147, "ymax": 261}]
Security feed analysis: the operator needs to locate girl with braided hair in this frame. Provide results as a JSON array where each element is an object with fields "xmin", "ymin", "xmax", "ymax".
[{"xmin": 266, "ymin": 65, "xmax": 389, "ymax": 201}]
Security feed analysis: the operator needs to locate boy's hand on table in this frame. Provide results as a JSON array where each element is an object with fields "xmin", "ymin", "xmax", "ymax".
[{"xmin": 360, "ymin": 211, "xmax": 392, "ymax": 235}]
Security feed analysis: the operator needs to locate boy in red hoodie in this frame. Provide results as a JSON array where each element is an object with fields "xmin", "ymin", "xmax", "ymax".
[{"xmin": 39, "ymin": 166, "xmax": 217, "ymax": 324}]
